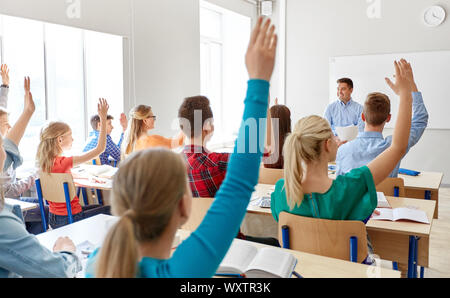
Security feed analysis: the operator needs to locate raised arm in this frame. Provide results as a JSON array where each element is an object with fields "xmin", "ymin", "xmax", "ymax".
[
  {"xmin": 0, "ymin": 65, "xmax": 10, "ymax": 109},
  {"xmin": 168, "ymin": 16, "xmax": 277, "ymax": 277},
  {"xmin": 72, "ymin": 98, "xmax": 108, "ymax": 166},
  {"xmin": 368, "ymin": 59, "xmax": 413, "ymax": 185},
  {"xmin": 5, "ymin": 77, "xmax": 35, "ymax": 146}
]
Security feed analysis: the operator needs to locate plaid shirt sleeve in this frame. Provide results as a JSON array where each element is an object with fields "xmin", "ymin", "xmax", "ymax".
[{"xmin": 104, "ymin": 135, "xmax": 121, "ymax": 163}]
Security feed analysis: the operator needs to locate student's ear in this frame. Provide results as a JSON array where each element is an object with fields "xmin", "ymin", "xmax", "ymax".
[
  {"xmin": 361, "ymin": 113, "xmax": 366, "ymax": 122},
  {"xmin": 386, "ymin": 114, "xmax": 392, "ymax": 123}
]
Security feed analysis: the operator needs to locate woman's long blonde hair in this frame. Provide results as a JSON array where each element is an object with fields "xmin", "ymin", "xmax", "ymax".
[
  {"xmin": 283, "ymin": 115, "xmax": 333, "ymax": 209},
  {"xmin": 36, "ymin": 122, "xmax": 71, "ymax": 173},
  {"xmin": 96, "ymin": 149, "xmax": 188, "ymax": 278},
  {"xmin": 122, "ymin": 105, "xmax": 153, "ymax": 157}
]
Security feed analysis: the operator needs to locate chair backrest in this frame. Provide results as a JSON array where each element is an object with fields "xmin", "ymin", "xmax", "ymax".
[
  {"xmin": 181, "ymin": 197, "xmax": 214, "ymax": 231},
  {"xmin": 258, "ymin": 167, "xmax": 284, "ymax": 185},
  {"xmin": 278, "ymin": 212, "xmax": 368, "ymax": 263},
  {"xmin": 38, "ymin": 172, "xmax": 77, "ymax": 203},
  {"xmin": 376, "ymin": 177, "xmax": 405, "ymax": 197},
  {"xmin": 92, "ymin": 156, "xmax": 101, "ymax": 165}
]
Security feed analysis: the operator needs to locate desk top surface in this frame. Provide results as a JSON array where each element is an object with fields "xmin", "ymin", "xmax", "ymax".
[
  {"xmin": 36, "ymin": 214, "xmax": 399, "ymax": 278},
  {"xmin": 5, "ymin": 198, "xmax": 38, "ymax": 212},
  {"xmin": 250, "ymin": 185, "xmax": 435, "ymax": 237}
]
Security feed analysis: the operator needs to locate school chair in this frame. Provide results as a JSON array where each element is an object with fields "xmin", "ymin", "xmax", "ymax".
[
  {"xmin": 35, "ymin": 172, "xmax": 89, "ymax": 232},
  {"xmin": 278, "ymin": 212, "xmax": 368, "ymax": 263},
  {"xmin": 258, "ymin": 167, "xmax": 284, "ymax": 185},
  {"xmin": 376, "ymin": 177, "xmax": 405, "ymax": 197},
  {"xmin": 181, "ymin": 197, "xmax": 214, "ymax": 231}
]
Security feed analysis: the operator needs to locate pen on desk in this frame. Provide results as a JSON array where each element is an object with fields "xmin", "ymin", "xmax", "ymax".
[{"xmin": 292, "ymin": 271, "xmax": 303, "ymax": 278}]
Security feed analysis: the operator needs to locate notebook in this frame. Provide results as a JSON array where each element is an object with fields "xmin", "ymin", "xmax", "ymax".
[
  {"xmin": 371, "ymin": 207, "xmax": 430, "ymax": 224},
  {"xmin": 216, "ymin": 240, "xmax": 297, "ymax": 278}
]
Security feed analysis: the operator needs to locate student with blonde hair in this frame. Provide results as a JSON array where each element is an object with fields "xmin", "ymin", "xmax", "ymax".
[
  {"xmin": 122, "ymin": 104, "xmax": 184, "ymax": 157},
  {"xmin": 271, "ymin": 59, "xmax": 414, "ymax": 260},
  {"xmin": 36, "ymin": 98, "xmax": 111, "ymax": 229},
  {"xmin": 0, "ymin": 136, "xmax": 82, "ymax": 278},
  {"xmin": 85, "ymin": 16, "xmax": 277, "ymax": 278}
]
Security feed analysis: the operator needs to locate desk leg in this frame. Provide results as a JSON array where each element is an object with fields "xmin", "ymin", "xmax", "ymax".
[
  {"xmin": 408, "ymin": 236, "xmax": 419, "ymax": 278},
  {"xmin": 81, "ymin": 188, "xmax": 89, "ymax": 206},
  {"xmin": 96, "ymin": 189, "xmax": 104, "ymax": 205},
  {"xmin": 392, "ymin": 262, "xmax": 398, "ymax": 271}
]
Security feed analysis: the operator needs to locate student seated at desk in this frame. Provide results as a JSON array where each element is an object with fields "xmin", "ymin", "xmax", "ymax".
[
  {"xmin": 85, "ymin": 17, "xmax": 277, "ymax": 277},
  {"xmin": 178, "ymin": 95, "xmax": 279, "ymax": 246},
  {"xmin": 121, "ymin": 105, "xmax": 184, "ymax": 157},
  {"xmin": 83, "ymin": 113, "xmax": 128, "ymax": 165},
  {"xmin": 271, "ymin": 59, "xmax": 414, "ymax": 263},
  {"xmin": 263, "ymin": 98, "xmax": 291, "ymax": 169},
  {"xmin": 36, "ymin": 99, "xmax": 111, "ymax": 229},
  {"xmin": 336, "ymin": 62, "xmax": 428, "ymax": 177},
  {"xmin": 0, "ymin": 136, "xmax": 81, "ymax": 278}
]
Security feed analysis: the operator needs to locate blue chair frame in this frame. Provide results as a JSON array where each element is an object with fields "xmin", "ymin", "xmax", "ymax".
[{"xmin": 35, "ymin": 178, "xmax": 74, "ymax": 232}]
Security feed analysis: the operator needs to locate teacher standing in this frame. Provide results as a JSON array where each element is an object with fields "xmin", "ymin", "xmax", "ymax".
[{"xmin": 324, "ymin": 78, "xmax": 365, "ymax": 136}]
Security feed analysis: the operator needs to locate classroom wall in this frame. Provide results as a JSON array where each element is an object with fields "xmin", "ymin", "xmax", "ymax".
[
  {"xmin": 0, "ymin": 0, "xmax": 285, "ymax": 141},
  {"xmin": 285, "ymin": 0, "xmax": 450, "ymax": 185}
]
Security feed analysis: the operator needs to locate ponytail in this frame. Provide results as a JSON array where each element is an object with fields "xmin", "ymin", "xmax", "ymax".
[
  {"xmin": 282, "ymin": 116, "xmax": 333, "ymax": 209},
  {"xmin": 96, "ymin": 214, "xmax": 139, "ymax": 278}
]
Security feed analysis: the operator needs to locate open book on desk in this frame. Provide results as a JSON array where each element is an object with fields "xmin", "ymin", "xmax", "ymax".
[
  {"xmin": 216, "ymin": 240, "xmax": 297, "ymax": 278},
  {"xmin": 371, "ymin": 207, "xmax": 430, "ymax": 224}
]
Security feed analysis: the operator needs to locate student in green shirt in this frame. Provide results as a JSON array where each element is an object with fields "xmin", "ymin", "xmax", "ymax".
[{"xmin": 271, "ymin": 60, "xmax": 414, "ymax": 250}]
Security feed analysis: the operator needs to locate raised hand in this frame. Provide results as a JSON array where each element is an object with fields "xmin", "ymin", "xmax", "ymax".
[
  {"xmin": 1, "ymin": 65, "xmax": 9, "ymax": 86},
  {"xmin": 98, "ymin": 98, "xmax": 109, "ymax": 120},
  {"xmin": 24, "ymin": 77, "xmax": 35, "ymax": 114},
  {"xmin": 245, "ymin": 17, "xmax": 278, "ymax": 82},
  {"xmin": 385, "ymin": 59, "xmax": 414, "ymax": 95},
  {"xmin": 120, "ymin": 112, "xmax": 128, "ymax": 131}
]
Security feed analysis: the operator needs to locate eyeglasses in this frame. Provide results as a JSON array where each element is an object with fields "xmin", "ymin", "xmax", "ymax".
[{"xmin": 148, "ymin": 115, "xmax": 156, "ymax": 120}]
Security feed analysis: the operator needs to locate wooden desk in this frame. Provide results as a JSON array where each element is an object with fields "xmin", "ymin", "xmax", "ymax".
[
  {"xmin": 4, "ymin": 198, "xmax": 38, "ymax": 212},
  {"xmin": 71, "ymin": 165, "xmax": 114, "ymax": 205},
  {"xmin": 177, "ymin": 229, "xmax": 399, "ymax": 278},
  {"xmin": 329, "ymin": 170, "xmax": 443, "ymax": 219},
  {"xmin": 249, "ymin": 185, "xmax": 435, "ymax": 278},
  {"xmin": 36, "ymin": 214, "xmax": 399, "ymax": 278},
  {"xmin": 398, "ymin": 172, "xmax": 443, "ymax": 219},
  {"xmin": 367, "ymin": 196, "xmax": 435, "ymax": 278},
  {"xmin": 37, "ymin": 214, "xmax": 119, "ymax": 278}
]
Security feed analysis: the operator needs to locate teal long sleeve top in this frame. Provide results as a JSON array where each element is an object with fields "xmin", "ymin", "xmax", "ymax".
[{"xmin": 86, "ymin": 79, "xmax": 269, "ymax": 277}]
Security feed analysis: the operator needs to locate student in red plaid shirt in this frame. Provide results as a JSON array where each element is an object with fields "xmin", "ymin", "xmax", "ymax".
[{"xmin": 178, "ymin": 96, "xmax": 279, "ymax": 247}]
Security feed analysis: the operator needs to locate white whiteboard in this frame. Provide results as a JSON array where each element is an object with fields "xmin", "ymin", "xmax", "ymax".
[{"xmin": 330, "ymin": 51, "xmax": 449, "ymax": 129}]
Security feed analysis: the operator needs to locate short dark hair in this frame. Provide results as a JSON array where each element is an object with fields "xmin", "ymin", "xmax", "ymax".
[
  {"xmin": 178, "ymin": 96, "xmax": 213, "ymax": 138},
  {"xmin": 90, "ymin": 114, "xmax": 114, "ymax": 131},
  {"xmin": 337, "ymin": 78, "xmax": 353, "ymax": 89},
  {"xmin": 364, "ymin": 92, "xmax": 391, "ymax": 126}
]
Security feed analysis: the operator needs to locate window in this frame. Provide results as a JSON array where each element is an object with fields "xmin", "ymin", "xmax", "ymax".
[
  {"xmin": 199, "ymin": 1, "xmax": 251, "ymax": 147},
  {"xmin": 0, "ymin": 14, "xmax": 124, "ymax": 167}
]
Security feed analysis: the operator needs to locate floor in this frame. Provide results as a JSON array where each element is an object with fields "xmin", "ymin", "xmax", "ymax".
[{"xmin": 425, "ymin": 187, "xmax": 450, "ymax": 278}]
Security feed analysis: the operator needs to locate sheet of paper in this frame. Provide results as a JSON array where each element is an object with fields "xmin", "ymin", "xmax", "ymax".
[
  {"xmin": 371, "ymin": 208, "xmax": 394, "ymax": 221},
  {"xmin": 393, "ymin": 207, "xmax": 430, "ymax": 224},
  {"xmin": 376, "ymin": 192, "xmax": 391, "ymax": 208},
  {"xmin": 335, "ymin": 125, "xmax": 358, "ymax": 142}
]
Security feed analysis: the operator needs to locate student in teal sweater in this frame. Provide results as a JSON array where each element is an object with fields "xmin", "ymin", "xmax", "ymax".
[
  {"xmin": 271, "ymin": 59, "xmax": 414, "ymax": 225},
  {"xmin": 86, "ymin": 16, "xmax": 278, "ymax": 278}
]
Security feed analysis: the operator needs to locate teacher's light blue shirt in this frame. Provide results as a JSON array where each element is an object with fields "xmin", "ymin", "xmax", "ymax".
[
  {"xmin": 324, "ymin": 98, "xmax": 365, "ymax": 135},
  {"xmin": 336, "ymin": 92, "xmax": 428, "ymax": 177}
]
